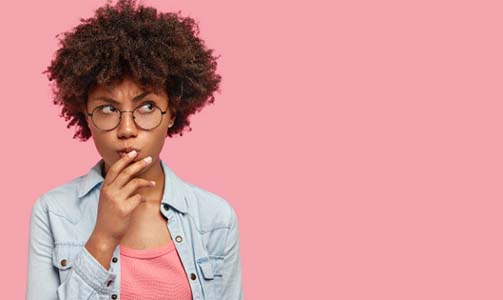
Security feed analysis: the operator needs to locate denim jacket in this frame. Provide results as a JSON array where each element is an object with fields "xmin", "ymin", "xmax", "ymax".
[{"xmin": 26, "ymin": 159, "xmax": 243, "ymax": 300}]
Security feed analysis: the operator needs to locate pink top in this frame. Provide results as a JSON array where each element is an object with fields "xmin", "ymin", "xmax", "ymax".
[{"xmin": 119, "ymin": 239, "xmax": 193, "ymax": 300}]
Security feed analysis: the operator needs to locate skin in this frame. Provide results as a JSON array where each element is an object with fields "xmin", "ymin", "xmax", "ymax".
[
  {"xmin": 83, "ymin": 77, "xmax": 176, "ymax": 269},
  {"xmin": 84, "ymin": 76, "xmax": 175, "ymax": 200}
]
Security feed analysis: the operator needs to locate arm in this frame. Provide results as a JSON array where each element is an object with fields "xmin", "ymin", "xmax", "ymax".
[
  {"xmin": 26, "ymin": 196, "xmax": 59, "ymax": 299},
  {"xmin": 26, "ymin": 196, "xmax": 118, "ymax": 300},
  {"xmin": 220, "ymin": 205, "xmax": 244, "ymax": 300},
  {"xmin": 27, "ymin": 152, "xmax": 153, "ymax": 299}
]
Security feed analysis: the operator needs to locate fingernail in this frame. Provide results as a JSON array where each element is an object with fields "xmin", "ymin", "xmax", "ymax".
[
  {"xmin": 150, "ymin": 181, "xmax": 156, "ymax": 186},
  {"xmin": 144, "ymin": 156, "xmax": 152, "ymax": 163},
  {"xmin": 128, "ymin": 150, "xmax": 137, "ymax": 158}
]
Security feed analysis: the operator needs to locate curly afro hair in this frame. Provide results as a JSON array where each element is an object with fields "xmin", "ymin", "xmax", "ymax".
[{"xmin": 44, "ymin": 0, "xmax": 221, "ymax": 141}]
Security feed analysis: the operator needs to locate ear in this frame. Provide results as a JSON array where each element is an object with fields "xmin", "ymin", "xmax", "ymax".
[
  {"xmin": 170, "ymin": 109, "xmax": 176, "ymax": 121},
  {"xmin": 169, "ymin": 117, "xmax": 176, "ymax": 128}
]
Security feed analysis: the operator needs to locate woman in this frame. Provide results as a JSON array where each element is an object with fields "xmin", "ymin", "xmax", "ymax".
[{"xmin": 26, "ymin": 1, "xmax": 243, "ymax": 299}]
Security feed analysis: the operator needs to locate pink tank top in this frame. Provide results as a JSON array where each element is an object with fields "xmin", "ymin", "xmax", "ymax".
[{"xmin": 119, "ymin": 239, "xmax": 193, "ymax": 300}]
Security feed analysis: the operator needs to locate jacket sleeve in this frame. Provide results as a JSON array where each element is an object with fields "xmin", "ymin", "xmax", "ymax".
[
  {"xmin": 220, "ymin": 205, "xmax": 244, "ymax": 300},
  {"xmin": 26, "ymin": 195, "xmax": 118, "ymax": 300}
]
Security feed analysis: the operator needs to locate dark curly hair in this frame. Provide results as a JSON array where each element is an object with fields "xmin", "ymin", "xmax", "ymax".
[{"xmin": 43, "ymin": 0, "xmax": 221, "ymax": 141}]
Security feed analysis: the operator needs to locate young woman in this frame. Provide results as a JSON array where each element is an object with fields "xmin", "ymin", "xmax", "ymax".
[{"xmin": 26, "ymin": 1, "xmax": 243, "ymax": 299}]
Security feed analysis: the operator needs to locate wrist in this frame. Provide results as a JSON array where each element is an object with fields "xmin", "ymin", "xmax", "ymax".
[{"xmin": 87, "ymin": 230, "xmax": 119, "ymax": 251}]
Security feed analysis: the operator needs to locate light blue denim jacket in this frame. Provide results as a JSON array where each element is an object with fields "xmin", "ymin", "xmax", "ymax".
[{"xmin": 26, "ymin": 159, "xmax": 243, "ymax": 300}]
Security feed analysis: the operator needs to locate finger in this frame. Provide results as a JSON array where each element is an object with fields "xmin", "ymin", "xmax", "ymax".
[
  {"xmin": 104, "ymin": 150, "xmax": 139, "ymax": 185},
  {"xmin": 120, "ymin": 178, "xmax": 156, "ymax": 199},
  {"xmin": 113, "ymin": 156, "xmax": 153, "ymax": 188},
  {"xmin": 124, "ymin": 194, "xmax": 146, "ymax": 212}
]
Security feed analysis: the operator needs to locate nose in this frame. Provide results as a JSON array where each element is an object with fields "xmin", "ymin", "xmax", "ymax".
[{"xmin": 116, "ymin": 111, "xmax": 138, "ymax": 138}]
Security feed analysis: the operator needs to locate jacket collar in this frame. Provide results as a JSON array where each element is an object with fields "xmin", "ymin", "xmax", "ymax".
[{"xmin": 77, "ymin": 158, "xmax": 188, "ymax": 214}]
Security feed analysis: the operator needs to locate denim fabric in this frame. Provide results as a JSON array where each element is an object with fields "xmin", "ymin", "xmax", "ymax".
[{"xmin": 26, "ymin": 159, "xmax": 243, "ymax": 300}]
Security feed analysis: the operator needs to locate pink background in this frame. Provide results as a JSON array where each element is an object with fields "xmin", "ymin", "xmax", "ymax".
[{"xmin": 1, "ymin": 0, "xmax": 502, "ymax": 299}]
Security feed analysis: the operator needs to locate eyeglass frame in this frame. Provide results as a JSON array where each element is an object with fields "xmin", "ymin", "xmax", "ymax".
[{"xmin": 86, "ymin": 102, "xmax": 170, "ymax": 131}]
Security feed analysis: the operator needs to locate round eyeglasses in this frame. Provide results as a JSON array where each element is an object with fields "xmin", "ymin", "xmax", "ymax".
[{"xmin": 87, "ymin": 102, "xmax": 168, "ymax": 131}]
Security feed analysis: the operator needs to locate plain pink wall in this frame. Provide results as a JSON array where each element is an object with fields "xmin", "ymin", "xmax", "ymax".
[{"xmin": 1, "ymin": 0, "xmax": 503, "ymax": 299}]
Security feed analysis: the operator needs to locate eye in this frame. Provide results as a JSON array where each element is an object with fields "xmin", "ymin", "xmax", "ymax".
[
  {"xmin": 98, "ymin": 105, "xmax": 117, "ymax": 114},
  {"xmin": 137, "ymin": 102, "xmax": 155, "ymax": 113}
]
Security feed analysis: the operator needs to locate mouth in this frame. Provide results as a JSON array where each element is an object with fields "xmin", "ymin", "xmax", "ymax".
[{"xmin": 117, "ymin": 147, "xmax": 140, "ymax": 158}]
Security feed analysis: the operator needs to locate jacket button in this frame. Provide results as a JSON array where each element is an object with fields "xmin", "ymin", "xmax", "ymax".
[
  {"xmin": 112, "ymin": 257, "xmax": 118, "ymax": 263},
  {"xmin": 175, "ymin": 235, "xmax": 183, "ymax": 243},
  {"xmin": 162, "ymin": 203, "xmax": 169, "ymax": 210},
  {"xmin": 190, "ymin": 273, "xmax": 197, "ymax": 280},
  {"xmin": 60, "ymin": 259, "xmax": 68, "ymax": 267},
  {"xmin": 111, "ymin": 294, "xmax": 118, "ymax": 299}
]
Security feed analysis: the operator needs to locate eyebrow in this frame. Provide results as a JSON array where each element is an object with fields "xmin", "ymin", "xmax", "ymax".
[{"xmin": 93, "ymin": 91, "xmax": 154, "ymax": 105}]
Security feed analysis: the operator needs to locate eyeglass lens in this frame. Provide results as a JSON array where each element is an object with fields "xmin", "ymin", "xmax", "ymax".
[{"xmin": 91, "ymin": 104, "xmax": 163, "ymax": 130}]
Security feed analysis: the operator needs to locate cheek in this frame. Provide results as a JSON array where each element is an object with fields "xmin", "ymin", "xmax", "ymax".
[
  {"xmin": 92, "ymin": 137, "xmax": 108, "ymax": 156},
  {"xmin": 149, "ymin": 128, "xmax": 168, "ymax": 150},
  {"xmin": 90, "ymin": 133, "xmax": 114, "ymax": 159}
]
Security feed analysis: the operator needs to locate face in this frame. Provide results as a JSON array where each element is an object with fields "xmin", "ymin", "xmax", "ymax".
[{"xmin": 84, "ymin": 77, "xmax": 175, "ymax": 176}]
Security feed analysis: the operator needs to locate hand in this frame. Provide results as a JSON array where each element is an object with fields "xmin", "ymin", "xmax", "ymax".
[{"xmin": 91, "ymin": 150, "xmax": 156, "ymax": 247}]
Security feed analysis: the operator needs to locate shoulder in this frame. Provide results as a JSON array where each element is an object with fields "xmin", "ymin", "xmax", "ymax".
[
  {"xmin": 31, "ymin": 175, "xmax": 86, "ymax": 223},
  {"xmin": 180, "ymin": 179, "xmax": 238, "ymax": 232}
]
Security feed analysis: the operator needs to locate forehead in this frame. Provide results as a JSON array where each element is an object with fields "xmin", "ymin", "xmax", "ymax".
[{"xmin": 89, "ymin": 78, "xmax": 167, "ymax": 100}]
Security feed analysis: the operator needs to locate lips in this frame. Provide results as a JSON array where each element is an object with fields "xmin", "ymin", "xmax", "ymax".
[{"xmin": 117, "ymin": 147, "xmax": 140, "ymax": 157}]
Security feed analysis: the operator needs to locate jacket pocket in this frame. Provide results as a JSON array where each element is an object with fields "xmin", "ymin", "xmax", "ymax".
[
  {"xmin": 196, "ymin": 256, "xmax": 224, "ymax": 298},
  {"xmin": 52, "ymin": 244, "xmax": 84, "ymax": 284}
]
